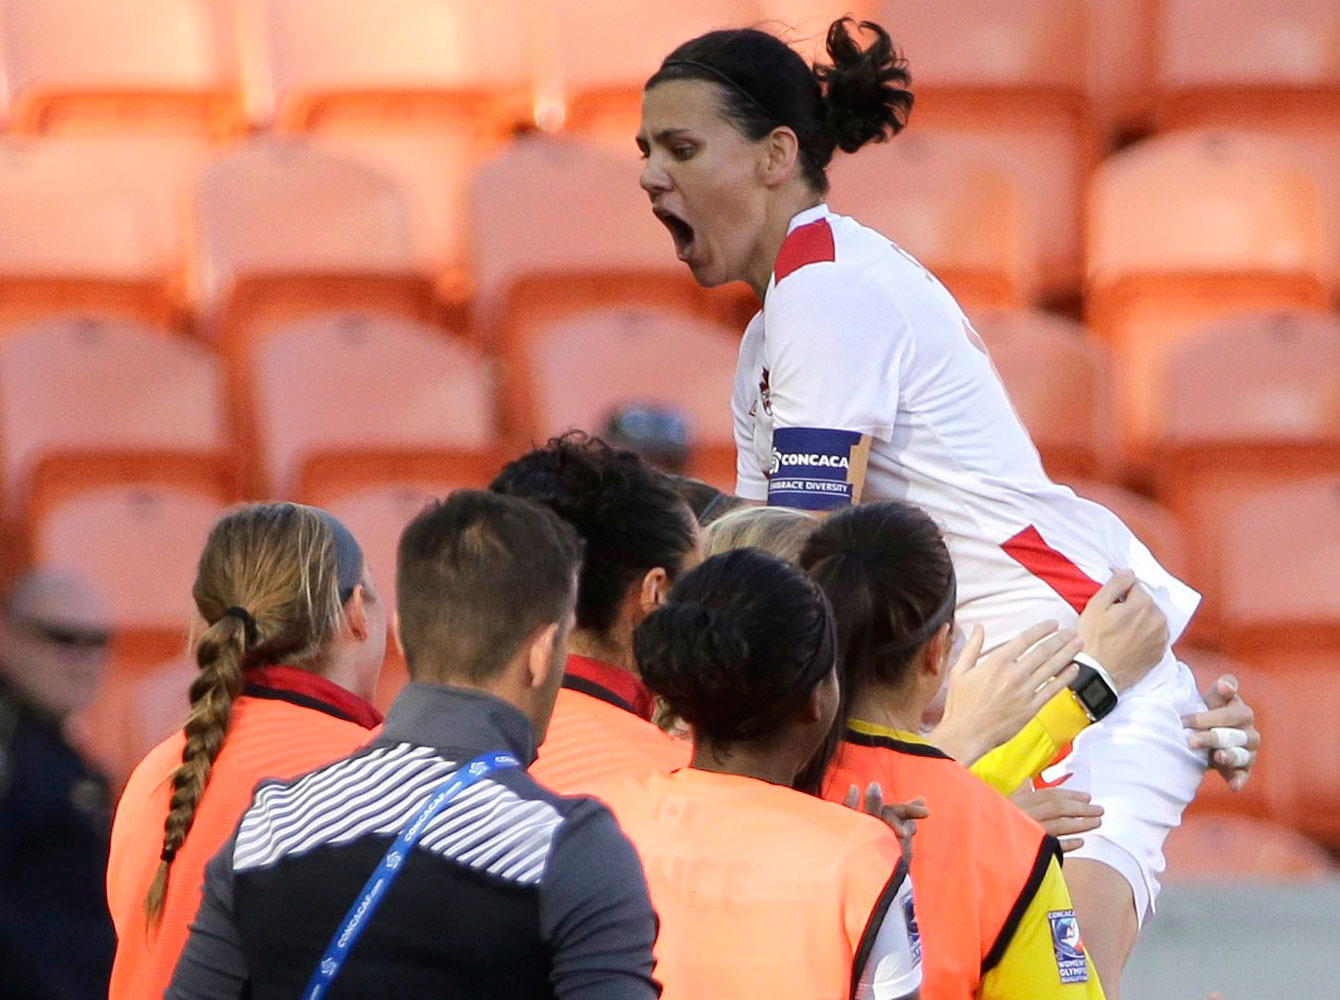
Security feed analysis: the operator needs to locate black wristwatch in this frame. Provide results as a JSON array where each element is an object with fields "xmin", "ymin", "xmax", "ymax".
[{"xmin": 1068, "ymin": 653, "xmax": 1118, "ymax": 722}]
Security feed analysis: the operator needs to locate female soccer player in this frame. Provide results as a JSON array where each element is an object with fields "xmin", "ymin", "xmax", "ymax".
[
  {"xmin": 106, "ymin": 503, "xmax": 386, "ymax": 1000},
  {"xmin": 636, "ymin": 19, "xmax": 1259, "ymax": 993},
  {"xmin": 588, "ymin": 548, "xmax": 921, "ymax": 1000}
]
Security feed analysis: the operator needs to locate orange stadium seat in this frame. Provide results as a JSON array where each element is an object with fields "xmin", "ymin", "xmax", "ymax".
[
  {"xmin": 261, "ymin": 0, "xmax": 532, "ymax": 134},
  {"xmin": 828, "ymin": 132, "xmax": 1036, "ymax": 311},
  {"xmin": 0, "ymin": 316, "xmax": 233, "ymax": 525},
  {"xmin": 504, "ymin": 304, "xmax": 738, "ymax": 455},
  {"xmin": 1163, "ymin": 814, "xmax": 1336, "ymax": 882},
  {"xmin": 0, "ymin": 0, "xmax": 244, "ymax": 139},
  {"xmin": 1179, "ymin": 648, "xmax": 1283, "ymax": 822},
  {"xmin": 533, "ymin": 0, "xmax": 764, "ymax": 141},
  {"xmin": 1157, "ymin": 0, "xmax": 1340, "ymax": 143},
  {"xmin": 469, "ymin": 134, "xmax": 716, "ymax": 349},
  {"xmin": 967, "ymin": 308, "xmax": 1117, "ymax": 482},
  {"xmin": 244, "ymin": 312, "xmax": 498, "ymax": 498},
  {"xmin": 1153, "ymin": 311, "xmax": 1340, "ymax": 640},
  {"xmin": 1066, "ymin": 480, "xmax": 1188, "ymax": 582},
  {"xmin": 29, "ymin": 480, "xmax": 228, "ymax": 635},
  {"xmin": 194, "ymin": 136, "xmax": 434, "ymax": 349},
  {"xmin": 72, "ymin": 644, "xmax": 195, "ymax": 790},
  {"xmin": 1086, "ymin": 129, "xmax": 1331, "ymax": 457},
  {"xmin": 876, "ymin": 0, "xmax": 1093, "ymax": 301},
  {"xmin": 0, "ymin": 136, "xmax": 210, "ymax": 335},
  {"xmin": 1218, "ymin": 479, "xmax": 1340, "ymax": 676}
]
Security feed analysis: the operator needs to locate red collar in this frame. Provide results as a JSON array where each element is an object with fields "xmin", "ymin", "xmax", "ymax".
[
  {"xmin": 243, "ymin": 665, "xmax": 383, "ymax": 730},
  {"xmin": 563, "ymin": 655, "xmax": 657, "ymax": 722}
]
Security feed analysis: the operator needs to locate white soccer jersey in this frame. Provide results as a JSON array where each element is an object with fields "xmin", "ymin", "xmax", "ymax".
[
  {"xmin": 733, "ymin": 204, "xmax": 1209, "ymax": 921},
  {"xmin": 733, "ymin": 204, "xmax": 1200, "ymax": 661}
]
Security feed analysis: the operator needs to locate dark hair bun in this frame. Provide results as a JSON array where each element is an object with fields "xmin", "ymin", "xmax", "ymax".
[
  {"xmin": 817, "ymin": 18, "xmax": 914, "ymax": 154},
  {"xmin": 635, "ymin": 599, "xmax": 751, "ymax": 735}
]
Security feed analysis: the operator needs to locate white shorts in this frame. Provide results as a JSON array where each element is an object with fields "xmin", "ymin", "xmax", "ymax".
[{"xmin": 1038, "ymin": 648, "xmax": 1208, "ymax": 925}]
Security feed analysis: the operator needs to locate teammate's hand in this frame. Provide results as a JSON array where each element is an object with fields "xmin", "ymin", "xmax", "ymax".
[
  {"xmin": 844, "ymin": 783, "xmax": 928, "ymax": 861},
  {"xmin": 929, "ymin": 622, "xmax": 1081, "ymax": 765},
  {"xmin": 1076, "ymin": 570, "xmax": 1168, "ymax": 692},
  {"xmin": 1010, "ymin": 786, "xmax": 1104, "ymax": 853},
  {"xmin": 1184, "ymin": 674, "xmax": 1259, "ymax": 792}
]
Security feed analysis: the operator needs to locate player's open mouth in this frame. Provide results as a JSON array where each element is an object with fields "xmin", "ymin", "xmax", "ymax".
[{"xmin": 654, "ymin": 207, "xmax": 697, "ymax": 263}]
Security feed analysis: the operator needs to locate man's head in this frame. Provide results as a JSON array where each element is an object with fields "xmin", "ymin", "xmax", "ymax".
[
  {"xmin": 395, "ymin": 490, "xmax": 583, "ymax": 740},
  {"xmin": 0, "ymin": 567, "xmax": 111, "ymax": 720}
]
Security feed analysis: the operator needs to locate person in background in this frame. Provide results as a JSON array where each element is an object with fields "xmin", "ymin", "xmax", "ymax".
[
  {"xmin": 702, "ymin": 502, "xmax": 818, "ymax": 563},
  {"xmin": 491, "ymin": 432, "xmax": 695, "ymax": 792},
  {"xmin": 0, "ymin": 567, "xmax": 116, "ymax": 1000},
  {"xmin": 167, "ymin": 490, "xmax": 660, "ymax": 1000},
  {"xmin": 107, "ymin": 503, "xmax": 386, "ymax": 1000},
  {"xmin": 589, "ymin": 548, "xmax": 920, "ymax": 999}
]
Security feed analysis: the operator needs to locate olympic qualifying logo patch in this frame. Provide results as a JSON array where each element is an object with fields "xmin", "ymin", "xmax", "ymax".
[{"xmin": 1047, "ymin": 909, "xmax": 1089, "ymax": 984}]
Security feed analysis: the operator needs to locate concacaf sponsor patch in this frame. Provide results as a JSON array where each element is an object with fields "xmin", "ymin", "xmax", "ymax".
[{"xmin": 1047, "ymin": 909, "xmax": 1089, "ymax": 984}]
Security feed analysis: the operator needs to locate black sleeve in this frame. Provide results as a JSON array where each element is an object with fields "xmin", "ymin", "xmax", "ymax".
[
  {"xmin": 539, "ymin": 798, "xmax": 661, "ymax": 1000},
  {"xmin": 164, "ymin": 833, "xmax": 250, "ymax": 1000}
]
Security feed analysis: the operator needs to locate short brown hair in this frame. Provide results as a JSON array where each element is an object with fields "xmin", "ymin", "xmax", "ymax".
[{"xmin": 396, "ymin": 490, "xmax": 583, "ymax": 683}]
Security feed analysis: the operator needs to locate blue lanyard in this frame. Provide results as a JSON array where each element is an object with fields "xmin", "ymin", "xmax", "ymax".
[{"xmin": 300, "ymin": 750, "xmax": 521, "ymax": 1000}]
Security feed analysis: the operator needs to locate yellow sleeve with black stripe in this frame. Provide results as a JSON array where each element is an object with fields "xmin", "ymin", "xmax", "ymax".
[
  {"xmin": 969, "ymin": 691, "xmax": 1092, "ymax": 796},
  {"xmin": 980, "ymin": 856, "xmax": 1106, "ymax": 1000}
]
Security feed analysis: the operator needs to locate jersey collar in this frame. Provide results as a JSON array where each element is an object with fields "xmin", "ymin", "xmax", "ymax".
[
  {"xmin": 562, "ymin": 654, "xmax": 657, "ymax": 722},
  {"xmin": 243, "ymin": 665, "xmax": 383, "ymax": 729},
  {"xmin": 845, "ymin": 717, "xmax": 954, "ymax": 760},
  {"xmin": 787, "ymin": 202, "xmax": 831, "ymax": 233}
]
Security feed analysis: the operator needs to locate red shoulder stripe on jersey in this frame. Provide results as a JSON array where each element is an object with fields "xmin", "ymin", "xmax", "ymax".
[
  {"xmin": 1001, "ymin": 524, "xmax": 1102, "ymax": 615},
  {"xmin": 774, "ymin": 218, "xmax": 835, "ymax": 284}
]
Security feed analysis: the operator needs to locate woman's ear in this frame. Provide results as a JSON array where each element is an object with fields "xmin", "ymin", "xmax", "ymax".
[
  {"xmin": 759, "ymin": 125, "xmax": 802, "ymax": 187},
  {"xmin": 344, "ymin": 584, "xmax": 370, "ymax": 642},
  {"xmin": 924, "ymin": 622, "xmax": 954, "ymax": 680},
  {"xmin": 638, "ymin": 567, "xmax": 672, "ymax": 616}
]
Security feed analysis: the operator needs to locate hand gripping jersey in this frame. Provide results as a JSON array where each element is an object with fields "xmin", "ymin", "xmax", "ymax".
[{"xmin": 733, "ymin": 205, "xmax": 1208, "ymax": 922}]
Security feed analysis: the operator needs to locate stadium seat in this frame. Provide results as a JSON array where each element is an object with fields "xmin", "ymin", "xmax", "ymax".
[
  {"xmin": 1066, "ymin": 480, "xmax": 1188, "ymax": 581},
  {"xmin": 875, "ymin": 0, "xmax": 1093, "ymax": 300},
  {"xmin": 194, "ymin": 136, "xmax": 433, "ymax": 349},
  {"xmin": 72, "ymin": 641, "xmax": 195, "ymax": 790},
  {"xmin": 0, "ymin": 316, "xmax": 232, "ymax": 523},
  {"xmin": 1086, "ymin": 129, "xmax": 1331, "ymax": 456},
  {"xmin": 0, "ymin": 136, "xmax": 209, "ymax": 335},
  {"xmin": 29, "ymin": 480, "xmax": 228, "ymax": 635},
  {"xmin": 0, "ymin": 0, "xmax": 244, "ymax": 139},
  {"xmin": 533, "ymin": 0, "xmax": 763, "ymax": 140},
  {"xmin": 245, "ymin": 312, "xmax": 498, "ymax": 498},
  {"xmin": 470, "ymin": 134, "xmax": 711, "ymax": 350},
  {"xmin": 758, "ymin": 0, "xmax": 881, "ymax": 59},
  {"xmin": 1156, "ymin": 1, "xmax": 1340, "ymax": 141},
  {"xmin": 1153, "ymin": 311, "xmax": 1340, "ymax": 639},
  {"xmin": 1163, "ymin": 814, "xmax": 1336, "ymax": 882},
  {"xmin": 828, "ymin": 132, "xmax": 1036, "ymax": 310},
  {"xmin": 1218, "ymin": 479, "xmax": 1340, "ymax": 676},
  {"xmin": 504, "ymin": 304, "xmax": 738, "ymax": 454},
  {"xmin": 261, "ymin": 0, "xmax": 532, "ymax": 134},
  {"xmin": 968, "ymin": 308, "xmax": 1117, "ymax": 481},
  {"xmin": 1179, "ymin": 648, "xmax": 1282, "ymax": 821}
]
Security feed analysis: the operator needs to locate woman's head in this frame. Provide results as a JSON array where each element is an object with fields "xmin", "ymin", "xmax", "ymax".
[
  {"xmin": 146, "ymin": 502, "xmax": 381, "ymax": 922},
  {"xmin": 634, "ymin": 548, "xmax": 838, "ymax": 777},
  {"xmin": 638, "ymin": 18, "xmax": 912, "ymax": 288},
  {"xmin": 491, "ymin": 432, "xmax": 701, "ymax": 652},
  {"xmin": 800, "ymin": 501, "xmax": 956, "ymax": 715},
  {"xmin": 702, "ymin": 504, "xmax": 816, "ymax": 564}
]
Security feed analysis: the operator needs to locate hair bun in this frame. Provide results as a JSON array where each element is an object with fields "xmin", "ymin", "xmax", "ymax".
[
  {"xmin": 817, "ymin": 18, "xmax": 914, "ymax": 155},
  {"xmin": 635, "ymin": 600, "xmax": 751, "ymax": 732}
]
